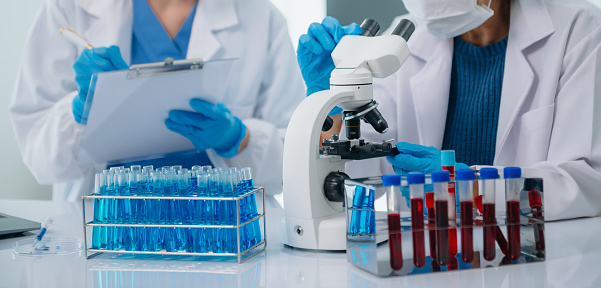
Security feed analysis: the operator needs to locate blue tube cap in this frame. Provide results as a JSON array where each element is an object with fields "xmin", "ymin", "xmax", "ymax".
[
  {"xmin": 441, "ymin": 150, "xmax": 456, "ymax": 167},
  {"xmin": 431, "ymin": 170, "xmax": 450, "ymax": 183},
  {"xmin": 503, "ymin": 167, "xmax": 521, "ymax": 179},
  {"xmin": 480, "ymin": 168, "xmax": 499, "ymax": 179},
  {"xmin": 456, "ymin": 169, "xmax": 475, "ymax": 181},
  {"xmin": 382, "ymin": 174, "xmax": 401, "ymax": 187},
  {"xmin": 407, "ymin": 172, "xmax": 425, "ymax": 185}
]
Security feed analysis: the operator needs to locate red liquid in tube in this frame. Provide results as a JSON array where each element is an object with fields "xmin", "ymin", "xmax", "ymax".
[
  {"xmin": 426, "ymin": 192, "xmax": 437, "ymax": 260},
  {"xmin": 411, "ymin": 198, "xmax": 426, "ymax": 268},
  {"xmin": 460, "ymin": 201, "xmax": 474, "ymax": 263},
  {"xmin": 529, "ymin": 190, "xmax": 545, "ymax": 251},
  {"xmin": 435, "ymin": 200, "xmax": 449, "ymax": 265},
  {"xmin": 506, "ymin": 200, "xmax": 521, "ymax": 260},
  {"xmin": 388, "ymin": 213, "xmax": 403, "ymax": 270},
  {"xmin": 483, "ymin": 203, "xmax": 496, "ymax": 261}
]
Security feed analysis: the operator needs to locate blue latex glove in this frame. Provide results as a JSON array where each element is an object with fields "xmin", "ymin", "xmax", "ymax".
[
  {"xmin": 297, "ymin": 17, "xmax": 362, "ymax": 115},
  {"xmin": 165, "ymin": 99, "xmax": 247, "ymax": 158},
  {"xmin": 386, "ymin": 142, "xmax": 470, "ymax": 175},
  {"xmin": 388, "ymin": 142, "xmax": 469, "ymax": 208},
  {"xmin": 72, "ymin": 46, "xmax": 129, "ymax": 124}
]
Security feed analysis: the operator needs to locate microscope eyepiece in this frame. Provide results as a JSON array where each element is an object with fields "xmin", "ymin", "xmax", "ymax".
[
  {"xmin": 391, "ymin": 19, "xmax": 415, "ymax": 41},
  {"xmin": 360, "ymin": 18, "xmax": 380, "ymax": 37}
]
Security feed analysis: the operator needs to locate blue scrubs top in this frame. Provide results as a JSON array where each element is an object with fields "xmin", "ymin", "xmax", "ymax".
[{"xmin": 111, "ymin": 0, "xmax": 211, "ymax": 169}]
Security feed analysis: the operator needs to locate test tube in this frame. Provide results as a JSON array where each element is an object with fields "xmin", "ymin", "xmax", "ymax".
[
  {"xmin": 432, "ymin": 170, "xmax": 450, "ymax": 265},
  {"xmin": 242, "ymin": 167, "xmax": 261, "ymax": 246},
  {"xmin": 456, "ymin": 169, "xmax": 475, "ymax": 263},
  {"xmin": 407, "ymin": 172, "xmax": 426, "ymax": 268},
  {"xmin": 383, "ymin": 174, "xmax": 403, "ymax": 271},
  {"xmin": 525, "ymin": 178, "xmax": 545, "ymax": 251},
  {"xmin": 425, "ymin": 191, "xmax": 437, "ymax": 260},
  {"xmin": 441, "ymin": 151, "xmax": 458, "ymax": 258},
  {"xmin": 480, "ymin": 167, "xmax": 499, "ymax": 261},
  {"xmin": 92, "ymin": 172, "xmax": 105, "ymax": 249},
  {"xmin": 504, "ymin": 167, "xmax": 522, "ymax": 260}
]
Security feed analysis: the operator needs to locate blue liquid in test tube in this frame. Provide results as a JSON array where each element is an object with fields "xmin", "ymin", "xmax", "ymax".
[
  {"xmin": 119, "ymin": 168, "xmax": 133, "ymax": 251},
  {"xmin": 92, "ymin": 172, "xmax": 107, "ymax": 249}
]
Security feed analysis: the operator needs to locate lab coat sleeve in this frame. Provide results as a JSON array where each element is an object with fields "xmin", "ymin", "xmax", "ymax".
[
  {"xmin": 207, "ymin": 4, "xmax": 305, "ymax": 194},
  {"xmin": 526, "ymin": 25, "xmax": 601, "ymax": 221},
  {"xmin": 9, "ymin": 0, "xmax": 88, "ymax": 185}
]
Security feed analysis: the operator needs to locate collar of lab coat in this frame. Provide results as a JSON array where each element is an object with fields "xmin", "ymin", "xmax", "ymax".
[
  {"xmin": 407, "ymin": 0, "xmax": 554, "ymax": 162},
  {"xmin": 76, "ymin": 0, "xmax": 238, "ymax": 64}
]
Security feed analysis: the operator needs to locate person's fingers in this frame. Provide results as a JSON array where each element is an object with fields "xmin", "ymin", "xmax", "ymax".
[
  {"xmin": 167, "ymin": 110, "xmax": 210, "ymax": 127},
  {"xmin": 298, "ymin": 34, "xmax": 324, "ymax": 55},
  {"xmin": 308, "ymin": 22, "xmax": 336, "ymax": 51},
  {"xmin": 342, "ymin": 23, "xmax": 362, "ymax": 36},
  {"xmin": 396, "ymin": 142, "xmax": 439, "ymax": 158},
  {"xmin": 107, "ymin": 46, "xmax": 130, "ymax": 70},
  {"xmin": 321, "ymin": 16, "xmax": 346, "ymax": 43},
  {"xmin": 189, "ymin": 99, "xmax": 225, "ymax": 120},
  {"xmin": 387, "ymin": 153, "xmax": 430, "ymax": 172}
]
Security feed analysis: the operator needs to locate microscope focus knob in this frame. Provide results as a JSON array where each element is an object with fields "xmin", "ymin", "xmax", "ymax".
[{"xmin": 324, "ymin": 172, "xmax": 350, "ymax": 202}]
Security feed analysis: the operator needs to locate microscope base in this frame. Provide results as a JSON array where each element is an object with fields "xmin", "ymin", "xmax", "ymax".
[{"xmin": 280, "ymin": 213, "xmax": 347, "ymax": 251}]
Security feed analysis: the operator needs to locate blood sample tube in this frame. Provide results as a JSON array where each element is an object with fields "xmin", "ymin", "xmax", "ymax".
[
  {"xmin": 407, "ymin": 172, "xmax": 426, "ymax": 268},
  {"xmin": 384, "ymin": 174, "xmax": 403, "ymax": 271},
  {"xmin": 480, "ymin": 168, "xmax": 499, "ymax": 261},
  {"xmin": 525, "ymin": 178, "xmax": 545, "ymax": 251},
  {"xmin": 504, "ymin": 167, "xmax": 522, "ymax": 260},
  {"xmin": 456, "ymin": 169, "xmax": 475, "ymax": 263},
  {"xmin": 431, "ymin": 170, "xmax": 450, "ymax": 266},
  {"xmin": 441, "ymin": 151, "xmax": 458, "ymax": 257},
  {"xmin": 425, "ymin": 191, "xmax": 436, "ymax": 260}
]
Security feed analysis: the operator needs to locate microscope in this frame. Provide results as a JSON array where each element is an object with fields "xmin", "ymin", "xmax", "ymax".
[{"xmin": 281, "ymin": 19, "xmax": 415, "ymax": 250}]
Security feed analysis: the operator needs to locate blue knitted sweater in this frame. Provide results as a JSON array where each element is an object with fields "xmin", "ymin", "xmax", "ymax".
[{"xmin": 441, "ymin": 36, "xmax": 508, "ymax": 166}]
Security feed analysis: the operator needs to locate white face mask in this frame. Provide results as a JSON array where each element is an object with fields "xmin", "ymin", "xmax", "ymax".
[{"xmin": 403, "ymin": 0, "xmax": 494, "ymax": 39}]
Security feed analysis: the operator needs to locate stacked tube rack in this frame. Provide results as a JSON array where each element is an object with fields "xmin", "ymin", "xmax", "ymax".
[{"xmin": 82, "ymin": 165, "xmax": 266, "ymax": 263}]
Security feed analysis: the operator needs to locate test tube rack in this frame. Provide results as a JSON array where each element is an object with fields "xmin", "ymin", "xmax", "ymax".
[
  {"xmin": 344, "ymin": 175, "xmax": 545, "ymax": 277},
  {"xmin": 82, "ymin": 187, "xmax": 266, "ymax": 263}
]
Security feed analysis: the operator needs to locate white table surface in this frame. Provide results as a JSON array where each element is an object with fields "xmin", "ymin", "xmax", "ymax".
[{"xmin": 0, "ymin": 197, "xmax": 600, "ymax": 288}]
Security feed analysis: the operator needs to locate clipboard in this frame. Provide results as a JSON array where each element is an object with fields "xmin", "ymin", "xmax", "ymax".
[{"xmin": 76, "ymin": 57, "xmax": 238, "ymax": 166}]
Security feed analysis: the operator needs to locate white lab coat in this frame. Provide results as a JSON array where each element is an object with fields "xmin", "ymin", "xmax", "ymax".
[
  {"xmin": 347, "ymin": 0, "xmax": 601, "ymax": 221},
  {"xmin": 9, "ymin": 0, "xmax": 305, "ymax": 201}
]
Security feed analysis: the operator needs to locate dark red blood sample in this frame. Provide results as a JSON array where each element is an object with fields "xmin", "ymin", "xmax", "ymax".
[
  {"xmin": 411, "ymin": 198, "xmax": 426, "ymax": 268},
  {"xmin": 447, "ymin": 256, "xmax": 458, "ymax": 270},
  {"xmin": 495, "ymin": 225, "xmax": 509, "ymax": 256},
  {"xmin": 425, "ymin": 192, "xmax": 435, "ymax": 209},
  {"xmin": 474, "ymin": 195, "xmax": 483, "ymax": 213},
  {"xmin": 449, "ymin": 227, "xmax": 457, "ymax": 256},
  {"xmin": 528, "ymin": 189, "xmax": 545, "ymax": 251},
  {"xmin": 506, "ymin": 201, "xmax": 521, "ymax": 260},
  {"xmin": 442, "ymin": 165, "xmax": 456, "ymax": 194},
  {"xmin": 460, "ymin": 201, "xmax": 474, "ymax": 263},
  {"xmin": 428, "ymin": 207, "xmax": 437, "ymax": 260},
  {"xmin": 435, "ymin": 200, "xmax": 449, "ymax": 265},
  {"xmin": 528, "ymin": 190, "xmax": 542, "ymax": 207},
  {"xmin": 483, "ymin": 203, "xmax": 496, "ymax": 261},
  {"xmin": 388, "ymin": 213, "xmax": 403, "ymax": 270}
]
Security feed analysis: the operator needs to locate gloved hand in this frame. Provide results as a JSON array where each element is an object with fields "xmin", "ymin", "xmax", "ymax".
[
  {"xmin": 165, "ymin": 99, "xmax": 247, "ymax": 158},
  {"xmin": 297, "ymin": 17, "xmax": 362, "ymax": 115},
  {"xmin": 72, "ymin": 46, "xmax": 129, "ymax": 124},
  {"xmin": 386, "ymin": 142, "xmax": 469, "ymax": 175},
  {"xmin": 389, "ymin": 142, "xmax": 469, "ymax": 209}
]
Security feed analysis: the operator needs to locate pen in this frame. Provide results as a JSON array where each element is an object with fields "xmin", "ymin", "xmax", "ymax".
[
  {"xmin": 59, "ymin": 27, "xmax": 93, "ymax": 49},
  {"xmin": 32, "ymin": 217, "xmax": 53, "ymax": 247}
]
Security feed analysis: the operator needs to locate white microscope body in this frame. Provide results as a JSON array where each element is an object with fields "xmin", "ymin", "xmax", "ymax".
[{"xmin": 281, "ymin": 20, "xmax": 415, "ymax": 250}]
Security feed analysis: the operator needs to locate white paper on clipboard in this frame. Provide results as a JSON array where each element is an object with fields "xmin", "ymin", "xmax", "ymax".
[{"xmin": 76, "ymin": 58, "xmax": 237, "ymax": 166}]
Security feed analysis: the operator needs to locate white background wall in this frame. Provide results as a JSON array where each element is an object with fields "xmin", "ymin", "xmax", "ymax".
[
  {"xmin": 1, "ymin": 0, "xmax": 600, "ymax": 200},
  {"xmin": 0, "ymin": 0, "xmax": 51, "ymax": 200}
]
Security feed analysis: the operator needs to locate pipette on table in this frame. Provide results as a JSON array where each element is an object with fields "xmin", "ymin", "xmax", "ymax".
[{"xmin": 32, "ymin": 217, "xmax": 54, "ymax": 247}]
